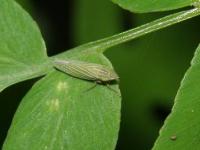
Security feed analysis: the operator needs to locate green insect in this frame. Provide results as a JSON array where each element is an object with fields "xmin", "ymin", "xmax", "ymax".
[{"xmin": 53, "ymin": 59, "xmax": 119, "ymax": 93}]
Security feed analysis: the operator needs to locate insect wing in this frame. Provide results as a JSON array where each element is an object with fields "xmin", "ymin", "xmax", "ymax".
[
  {"xmin": 84, "ymin": 64, "xmax": 119, "ymax": 82},
  {"xmin": 54, "ymin": 60, "xmax": 119, "ymax": 82}
]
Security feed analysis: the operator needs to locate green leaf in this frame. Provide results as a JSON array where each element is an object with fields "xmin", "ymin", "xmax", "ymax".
[
  {"xmin": 152, "ymin": 43, "xmax": 200, "ymax": 149},
  {"xmin": 3, "ymin": 50, "xmax": 121, "ymax": 149},
  {"xmin": 111, "ymin": 0, "xmax": 196, "ymax": 13},
  {"xmin": 0, "ymin": 0, "xmax": 50, "ymax": 92},
  {"xmin": 16, "ymin": 0, "xmax": 33, "ymax": 12}
]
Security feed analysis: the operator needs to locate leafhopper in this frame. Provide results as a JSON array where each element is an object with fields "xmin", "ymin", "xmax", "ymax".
[{"xmin": 53, "ymin": 59, "xmax": 120, "ymax": 93}]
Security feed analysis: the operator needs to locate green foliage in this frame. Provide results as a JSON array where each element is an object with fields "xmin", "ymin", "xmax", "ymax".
[
  {"xmin": 3, "ymin": 53, "xmax": 121, "ymax": 150},
  {"xmin": 152, "ymin": 44, "xmax": 200, "ymax": 149},
  {"xmin": 0, "ymin": 0, "xmax": 50, "ymax": 92},
  {"xmin": 1, "ymin": 0, "xmax": 121, "ymax": 149},
  {"xmin": 1, "ymin": 0, "xmax": 200, "ymax": 149},
  {"xmin": 112, "ymin": 0, "xmax": 196, "ymax": 13}
]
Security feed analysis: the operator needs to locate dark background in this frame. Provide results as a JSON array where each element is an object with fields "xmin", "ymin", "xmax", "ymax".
[{"xmin": 1, "ymin": 0, "xmax": 200, "ymax": 149}]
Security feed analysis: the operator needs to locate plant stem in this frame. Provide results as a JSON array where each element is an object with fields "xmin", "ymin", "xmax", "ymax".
[
  {"xmin": 54, "ymin": 7, "xmax": 200, "ymax": 59},
  {"xmin": 84, "ymin": 7, "xmax": 200, "ymax": 52}
]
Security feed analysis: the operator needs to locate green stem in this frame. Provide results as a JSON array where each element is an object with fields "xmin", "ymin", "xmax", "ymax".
[
  {"xmin": 86, "ymin": 7, "xmax": 200, "ymax": 52},
  {"xmin": 54, "ymin": 7, "xmax": 200, "ymax": 59}
]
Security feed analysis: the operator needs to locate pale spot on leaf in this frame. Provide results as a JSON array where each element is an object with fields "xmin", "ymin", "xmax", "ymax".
[
  {"xmin": 46, "ymin": 98, "xmax": 60, "ymax": 111},
  {"xmin": 57, "ymin": 81, "xmax": 68, "ymax": 91}
]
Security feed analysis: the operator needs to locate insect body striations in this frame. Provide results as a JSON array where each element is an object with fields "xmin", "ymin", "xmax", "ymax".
[{"xmin": 53, "ymin": 59, "xmax": 119, "ymax": 83}]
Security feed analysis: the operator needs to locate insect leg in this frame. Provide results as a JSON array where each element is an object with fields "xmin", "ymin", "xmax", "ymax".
[
  {"xmin": 106, "ymin": 84, "xmax": 121, "ymax": 97},
  {"xmin": 83, "ymin": 82, "xmax": 121, "ymax": 97},
  {"xmin": 84, "ymin": 82, "xmax": 98, "ymax": 93}
]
